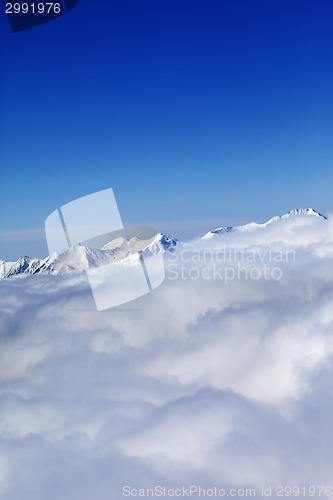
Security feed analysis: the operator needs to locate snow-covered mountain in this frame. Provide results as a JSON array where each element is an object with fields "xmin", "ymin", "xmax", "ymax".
[
  {"xmin": 202, "ymin": 208, "xmax": 327, "ymax": 239},
  {"xmin": 0, "ymin": 233, "xmax": 178, "ymax": 279},
  {"xmin": 0, "ymin": 208, "xmax": 327, "ymax": 279}
]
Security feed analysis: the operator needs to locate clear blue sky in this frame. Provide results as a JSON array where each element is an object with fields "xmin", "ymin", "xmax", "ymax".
[{"xmin": 0, "ymin": 0, "xmax": 332, "ymax": 259}]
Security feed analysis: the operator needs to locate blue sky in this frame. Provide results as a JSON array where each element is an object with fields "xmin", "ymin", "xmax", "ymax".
[{"xmin": 0, "ymin": 0, "xmax": 332, "ymax": 259}]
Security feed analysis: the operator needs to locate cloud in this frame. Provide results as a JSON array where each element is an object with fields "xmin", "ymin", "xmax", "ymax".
[{"xmin": 0, "ymin": 214, "xmax": 333, "ymax": 499}]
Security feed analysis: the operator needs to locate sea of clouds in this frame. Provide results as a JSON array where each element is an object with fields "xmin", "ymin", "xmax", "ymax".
[{"xmin": 0, "ymin": 213, "xmax": 333, "ymax": 500}]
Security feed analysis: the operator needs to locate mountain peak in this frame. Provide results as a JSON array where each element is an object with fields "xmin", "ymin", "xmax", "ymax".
[
  {"xmin": 203, "ymin": 207, "xmax": 328, "ymax": 239},
  {"xmin": 282, "ymin": 208, "xmax": 327, "ymax": 219}
]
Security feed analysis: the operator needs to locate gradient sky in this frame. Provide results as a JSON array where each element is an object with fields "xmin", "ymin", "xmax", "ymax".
[{"xmin": 0, "ymin": 0, "xmax": 332, "ymax": 259}]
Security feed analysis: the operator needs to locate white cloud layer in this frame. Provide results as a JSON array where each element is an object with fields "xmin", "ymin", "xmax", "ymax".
[{"xmin": 0, "ymin": 214, "xmax": 333, "ymax": 499}]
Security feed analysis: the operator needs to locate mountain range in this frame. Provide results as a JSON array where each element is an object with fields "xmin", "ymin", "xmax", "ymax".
[{"xmin": 0, "ymin": 208, "xmax": 327, "ymax": 279}]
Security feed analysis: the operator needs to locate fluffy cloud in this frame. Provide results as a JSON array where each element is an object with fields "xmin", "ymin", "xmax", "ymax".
[{"xmin": 0, "ymin": 213, "xmax": 333, "ymax": 499}]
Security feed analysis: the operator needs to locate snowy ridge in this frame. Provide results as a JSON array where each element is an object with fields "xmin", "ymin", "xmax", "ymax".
[
  {"xmin": 0, "ymin": 233, "xmax": 178, "ymax": 279},
  {"xmin": 0, "ymin": 255, "xmax": 54, "ymax": 279},
  {"xmin": 0, "ymin": 208, "xmax": 327, "ymax": 278},
  {"xmin": 202, "ymin": 208, "xmax": 327, "ymax": 239},
  {"xmin": 269, "ymin": 208, "xmax": 327, "ymax": 223}
]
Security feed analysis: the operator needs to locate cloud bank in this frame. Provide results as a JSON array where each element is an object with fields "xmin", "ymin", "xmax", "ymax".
[{"xmin": 0, "ymin": 213, "xmax": 333, "ymax": 499}]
